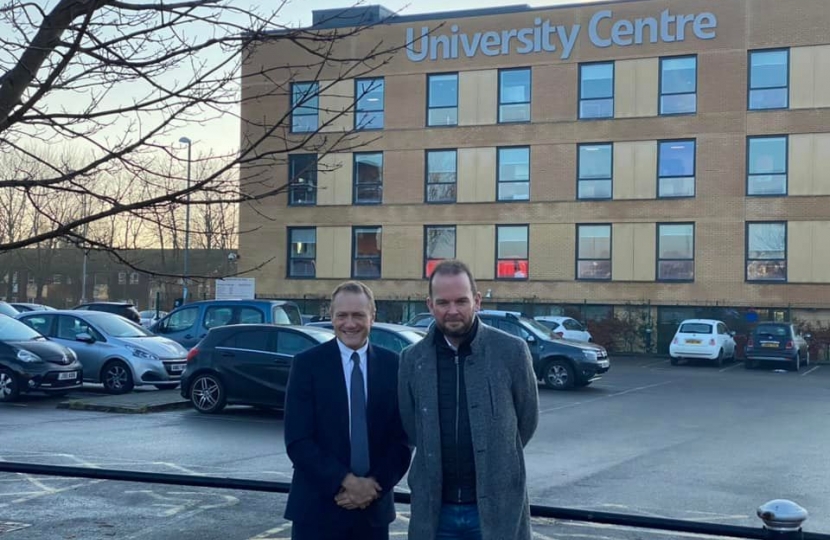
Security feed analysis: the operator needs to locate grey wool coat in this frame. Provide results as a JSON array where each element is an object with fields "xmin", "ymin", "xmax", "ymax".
[{"xmin": 398, "ymin": 319, "xmax": 540, "ymax": 540}]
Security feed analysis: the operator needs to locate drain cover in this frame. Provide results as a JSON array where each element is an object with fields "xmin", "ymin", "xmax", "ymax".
[{"xmin": 0, "ymin": 522, "xmax": 30, "ymax": 534}]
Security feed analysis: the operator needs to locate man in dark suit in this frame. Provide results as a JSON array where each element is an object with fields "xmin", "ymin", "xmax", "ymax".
[{"xmin": 284, "ymin": 280, "xmax": 412, "ymax": 540}]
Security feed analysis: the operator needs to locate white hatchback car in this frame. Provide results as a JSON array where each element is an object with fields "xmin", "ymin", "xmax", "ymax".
[
  {"xmin": 669, "ymin": 319, "xmax": 737, "ymax": 367},
  {"xmin": 534, "ymin": 316, "xmax": 593, "ymax": 342}
]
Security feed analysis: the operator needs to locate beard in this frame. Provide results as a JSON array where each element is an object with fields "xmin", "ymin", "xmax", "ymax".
[{"xmin": 437, "ymin": 316, "xmax": 474, "ymax": 338}]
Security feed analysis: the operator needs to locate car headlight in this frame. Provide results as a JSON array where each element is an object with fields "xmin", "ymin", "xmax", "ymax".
[
  {"xmin": 16, "ymin": 349, "xmax": 42, "ymax": 363},
  {"xmin": 65, "ymin": 349, "xmax": 77, "ymax": 361},
  {"xmin": 583, "ymin": 350, "xmax": 598, "ymax": 361},
  {"xmin": 128, "ymin": 347, "xmax": 160, "ymax": 362}
]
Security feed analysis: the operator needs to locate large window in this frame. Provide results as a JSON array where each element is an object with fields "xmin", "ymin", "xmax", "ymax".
[
  {"xmin": 658, "ymin": 140, "xmax": 695, "ymax": 198},
  {"xmin": 424, "ymin": 226, "xmax": 456, "ymax": 277},
  {"xmin": 498, "ymin": 68, "xmax": 531, "ymax": 123},
  {"xmin": 658, "ymin": 224, "xmax": 695, "ymax": 281},
  {"xmin": 660, "ymin": 56, "xmax": 697, "ymax": 115},
  {"xmin": 287, "ymin": 228, "xmax": 316, "ymax": 278},
  {"xmin": 496, "ymin": 226, "xmax": 529, "ymax": 279},
  {"xmin": 352, "ymin": 227, "xmax": 382, "ymax": 279},
  {"xmin": 747, "ymin": 136, "xmax": 787, "ymax": 196},
  {"xmin": 353, "ymin": 153, "xmax": 383, "ymax": 205},
  {"xmin": 425, "ymin": 150, "xmax": 457, "ymax": 203},
  {"xmin": 749, "ymin": 49, "xmax": 789, "ymax": 110},
  {"xmin": 497, "ymin": 147, "xmax": 530, "ymax": 202},
  {"xmin": 579, "ymin": 62, "xmax": 614, "ymax": 119},
  {"xmin": 291, "ymin": 82, "xmax": 319, "ymax": 133},
  {"xmin": 577, "ymin": 225, "xmax": 611, "ymax": 280},
  {"xmin": 427, "ymin": 73, "xmax": 458, "ymax": 127},
  {"xmin": 288, "ymin": 154, "xmax": 317, "ymax": 206},
  {"xmin": 578, "ymin": 143, "xmax": 612, "ymax": 200},
  {"xmin": 746, "ymin": 222, "xmax": 787, "ymax": 282},
  {"xmin": 355, "ymin": 78, "xmax": 384, "ymax": 130}
]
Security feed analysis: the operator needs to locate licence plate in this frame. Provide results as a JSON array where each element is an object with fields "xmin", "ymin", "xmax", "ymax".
[
  {"xmin": 686, "ymin": 339, "xmax": 701, "ymax": 345},
  {"xmin": 170, "ymin": 363, "xmax": 186, "ymax": 372},
  {"xmin": 762, "ymin": 342, "xmax": 779, "ymax": 348},
  {"xmin": 58, "ymin": 372, "xmax": 78, "ymax": 381},
  {"xmin": 598, "ymin": 360, "xmax": 610, "ymax": 368}
]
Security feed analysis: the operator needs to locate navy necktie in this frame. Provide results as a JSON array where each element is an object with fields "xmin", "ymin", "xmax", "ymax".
[{"xmin": 350, "ymin": 351, "xmax": 370, "ymax": 476}]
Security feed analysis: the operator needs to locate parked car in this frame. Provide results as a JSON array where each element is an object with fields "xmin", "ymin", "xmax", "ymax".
[
  {"xmin": 744, "ymin": 322, "xmax": 811, "ymax": 371},
  {"xmin": 181, "ymin": 324, "xmax": 334, "ymax": 414},
  {"xmin": 404, "ymin": 312, "xmax": 434, "ymax": 329},
  {"xmin": 0, "ymin": 301, "xmax": 19, "ymax": 317},
  {"xmin": 669, "ymin": 319, "xmax": 737, "ymax": 367},
  {"xmin": 17, "ymin": 310, "xmax": 188, "ymax": 394},
  {"xmin": 0, "ymin": 313, "xmax": 83, "ymax": 402},
  {"xmin": 476, "ymin": 310, "xmax": 610, "ymax": 390},
  {"xmin": 150, "ymin": 299, "xmax": 303, "ymax": 349},
  {"xmin": 138, "ymin": 310, "xmax": 168, "ymax": 328},
  {"xmin": 306, "ymin": 321, "xmax": 426, "ymax": 353},
  {"xmin": 10, "ymin": 303, "xmax": 56, "ymax": 313},
  {"xmin": 534, "ymin": 316, "xmax": 593, "ymax": 342},
  {"xmin": 72, "ymin": 301, "xmax": 142, "ymax": 324}
]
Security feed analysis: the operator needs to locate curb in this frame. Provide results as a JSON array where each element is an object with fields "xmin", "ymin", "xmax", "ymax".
[{"xmin": 56, "ymin": 399, "xmax": 192, "ymax": 414}]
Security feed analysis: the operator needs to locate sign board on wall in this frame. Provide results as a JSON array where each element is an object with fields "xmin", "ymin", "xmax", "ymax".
[{"xmin": 215, "ymin": 277, "xmax": 256, "ymax": 300}]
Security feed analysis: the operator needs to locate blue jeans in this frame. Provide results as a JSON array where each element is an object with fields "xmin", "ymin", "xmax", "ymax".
[{"xmin": 436, "ymin": 504, "xmax": 482, "ymax": 540}]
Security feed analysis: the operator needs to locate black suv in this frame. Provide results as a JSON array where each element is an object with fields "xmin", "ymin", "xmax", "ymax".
[
  {"xmin": 72, "ymin": 302, "xmax": 142, "ymax": 324},
  {"xmin": 476, "ymin": 310, "xmax": 610, "ymax": 390}
]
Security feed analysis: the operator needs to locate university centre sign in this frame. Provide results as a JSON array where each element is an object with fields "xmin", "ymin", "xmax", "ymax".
[{"xmin": 405, "ymin": 9, "xmax": 717, "ymax": 62}]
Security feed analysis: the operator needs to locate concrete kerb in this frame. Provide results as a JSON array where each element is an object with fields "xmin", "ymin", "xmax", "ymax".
[{"xmin": 56, "ymin": 390, "xmax": 191, "ymax": 414}]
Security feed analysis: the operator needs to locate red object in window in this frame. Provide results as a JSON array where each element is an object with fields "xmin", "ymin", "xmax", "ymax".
[
  {"xmin": 425, "ymin": 259, "xmax": 443, "ymax": 277},
  {"xmin": 497, "ymin": 260, "xmax": 529, "ymax": 278}
]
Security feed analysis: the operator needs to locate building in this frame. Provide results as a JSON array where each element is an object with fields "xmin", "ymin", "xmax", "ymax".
[{"xmin": 239, "ymin": 0, "xmax": 830, "ymax": 347}]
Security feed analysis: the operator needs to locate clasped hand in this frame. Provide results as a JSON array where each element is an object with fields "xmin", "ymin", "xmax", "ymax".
[{"xmin": 335, "ymin": 473, "xmax": 381, "ymax": 510}]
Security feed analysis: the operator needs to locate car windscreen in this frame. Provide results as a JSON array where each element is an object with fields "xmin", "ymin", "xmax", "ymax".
[
  {"xmin": 755, "ymin": 324, "xmax": 788, "ymax": 337},
  {"xmin": 0, "ymin": 314, "xmax": 45, "ymax": 341},
  {"xmin": 520, "ymin": 317, "xmax": 560, "ymax": 339},
  {"xmin": 86, "ymin": 313, "xmax": 153, "ymax": 338},
  {"xmin": 679, "ymin": 323, "xmax": 713, "ymax": 334}
]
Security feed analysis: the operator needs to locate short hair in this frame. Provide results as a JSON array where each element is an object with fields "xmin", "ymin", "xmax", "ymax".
[
  {"xmin": 428, "ymin": 259, "xmax": 478, "ymax": 297},
  {"xmin": 331, "ymin": 280, "xmax": 376, "ymax": 314}
]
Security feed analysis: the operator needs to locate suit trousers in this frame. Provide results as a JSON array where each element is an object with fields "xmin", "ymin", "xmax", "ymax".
[{"xmin": 290, "ymin": 519, "xmax": 389, "ymax": 540}]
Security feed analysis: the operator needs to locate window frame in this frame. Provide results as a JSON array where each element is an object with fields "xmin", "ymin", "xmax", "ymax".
[
  {"xmin": 576, "ymin": 223, "xmax": 612, "ymax": 281},
  {"xmin": 577, "ymin": 142, "xmax": 613, "ymax": 201},
  {"xmin": 287, "ymin": 153, "xmax": 318, "ymax": 206},
  {"xmin": 424, "ymin": 149, "xmax": 458, "ymax": 204},
  {"xmin": 497, "ymin": 67, "xmax": 532, "ymax": 124},
  {"xmin": 657, "ymin": 139, "xmax": 697, "ymax": 199},
  {"xmin": 354, "ymin": 77, "xmax": 385, "ymax": 131},
  {"xmin": 747, "ymin": 48, "xmax": 790, "ymax": 111},
  {"xmin": 495, "ymin": 224, "xmax": 529, "ymax": 281},
  {"xmin": 426, "ymin": 72, "xmax": 459, "ymax": 128},
  {"xmin": 658, "ymin": 55, "xmax": 698, "ymax": 116},
  {"xmin": 746, "ymin": 135, "xmax": 788, "ymax": 197},
  {"xmin": 351, "ymin": 225, "xmax": 382, "ymax": 280},
  {"xmin": 578, "ymin": 61, "xmax": 615, "ymax": 120},
  {"xmin": 423, "ymin": 225, "xmax": 457, "ymax": 279},
  {"xmin": 496, "ymin": 146, "xmax": 531, "ymax": 202},
  {"xmin": 290, "ymin": 81, "xmax": 319, "ymax": 133},
  {"xmin": 745, "ymin": 221, "xmax": 788, "ymax": 283},
  {"xmin": 352, "ymin": 152, "xmax": 383, "ymax": 205},
  {"xmin": 656, "ymin": 222, "xmax": 696, "ymax": 283},
  {"xmin": 286, "ymin": 227, "xmax": 317, "ymax": 279}
]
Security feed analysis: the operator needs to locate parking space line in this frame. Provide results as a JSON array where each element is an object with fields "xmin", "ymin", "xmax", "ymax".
[
  {"xmin": 540, "ymin": 381, "xmax": 675, "ymax": 414},
  {"xmin": 719, "ymin": 363, "xmax": 742, "ymax": 373},
  {"xmin": 802, "ymin": 366, "xmax": 821, "ymax": 377}
]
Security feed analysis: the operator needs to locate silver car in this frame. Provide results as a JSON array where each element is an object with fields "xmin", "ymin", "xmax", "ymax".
[{"xmin": 16, "ymin": 310, "xmax": 188, "ymax": 394}]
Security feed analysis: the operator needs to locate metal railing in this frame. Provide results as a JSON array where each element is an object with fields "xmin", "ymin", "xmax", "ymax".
[{"xmin": 0, "ymin": 461, "xmax": 825, "ymax": 540}]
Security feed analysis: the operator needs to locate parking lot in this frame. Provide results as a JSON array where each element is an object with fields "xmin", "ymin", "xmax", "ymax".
[{"xmin": 2, "ymin": 356, "xmax": 830, "ymax": 539}]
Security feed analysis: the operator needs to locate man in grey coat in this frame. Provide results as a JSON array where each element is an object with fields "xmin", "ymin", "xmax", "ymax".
[{"xmin": 398, "ymin": 259, "xmax": 539, "ymax": 540}]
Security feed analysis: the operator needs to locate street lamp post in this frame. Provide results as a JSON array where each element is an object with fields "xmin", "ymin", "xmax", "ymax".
[{"xmin": 179, "ymin": 137, "xmax": 192, "ymax": 304}]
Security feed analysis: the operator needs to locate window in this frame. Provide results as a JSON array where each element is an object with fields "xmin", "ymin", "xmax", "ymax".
[
  {"xmin": 577, "ymin": 225, "xmax": 611, "ymax": 280},
  {"xmin": 129, "ymin": 273, "xmax": 139, "ymax": 285},
  {"xmin": 496, "ymin": 225, "xmax": 529, "ymax": 279},
  {"xmin": 353, "ymin": 226, "xmax": 382, "ymax": 279},
  {"xmin": 427, "ymin": 73, "xmax": 458, "ymax": 126},
  {"xmin": 291, "ymin": 82, "xmax": 319, "ymax": 133},
  {"xmin": 52, "ymin": 274, "xmax": 62, "ymax": 285},
  {"xmin": 660, "ymin": 56, "xmax": 697, "ymax": 115},
  {"xmin": 288, "ymin": 154, "xmax": 317, "ymax": 206},
  {"xmin": 355, "ymin": 78, "xmax": 384, "ymax": 130},
  {"xmin": 498, "ymin": 68, "xmax": 531, "ymax": 123},
  {"xmin": 746, "ymin": 222, "xmax": 787, "ymax": 282},
  {"xmin": 658, "ymin": 140, "xmax": 695, "ymax": 198},
  {"xmin": 424, "ymin": 225, "xmax": 456, "ymax": 277},
  {"xmin": 658, "ymin": 224, "xmax": 695, "ymax": 281},
  {"xmin": 749, "ymin": 49, "xmax": 789, "ymax": 110},
  {"xmin": 288, "ymin": 228, "xmax": 316, "ymax": 278},
  {"xmin": 353, "ymin": 153, "xmax": 383, "ymax": 204},
  {"xmin": 118, "ymin": 272, "xmax": 126, "ymax": 285},
  {"xmin": 578, "ymin": 144, "xmax": 612, "ymax": 200},
  {"xmin": 221, "ymin": 329, "xmax": 271, "ymax": 352},
  {"xmin": 747, "ymin": 136, "xmax": 787, "ymax": 196},
  {"xmin": 579, "ymin": 62, "xmax": 614, "ymax": 119},
  {"xmin": 497, "ymin": 147, "xmax": 530, "ymax": 201},
  {"xmin": 277, "ymin": 331, "xmax": 317, "ymax": 356},
  {"xmin": 425, "ymin": 150, "xmax": 457, "ymax": 203},
  {"xmin": 204, "ymin": 306, "xmax": 234, "ymax": 329}
]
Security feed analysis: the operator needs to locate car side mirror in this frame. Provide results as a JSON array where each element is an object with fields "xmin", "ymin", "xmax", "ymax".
[
  {"xmin": 729, "ymin": 331, "xmax": 736, "ymax": 337},
  {"xmin": 75, "ymin": 332, "xmax": 95, "ymax": 343},
  {"xmin": 526, "ymin": 335, "xmax": 536, "ymax": 343}
]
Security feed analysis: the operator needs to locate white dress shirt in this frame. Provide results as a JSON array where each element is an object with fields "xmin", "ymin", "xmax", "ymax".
[{"xmin": 337, "ymin": 338, "xmax": 369, "ymax": 435}]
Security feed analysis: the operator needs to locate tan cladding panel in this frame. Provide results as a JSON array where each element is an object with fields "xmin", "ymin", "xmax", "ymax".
[
  {"xmin": 612, "ymin": 223, "xmax": 655, "ymax": 281},
  {"xmin": 457, "ymin": 148, "xmax": 496, "ymax": 203},
  {"xmin": 614, "ymin": 58, "xmax": 658, "ymax": 119},
  {"xmin": 382, "ymin": 225, "xmax": 423, "ymax": 280},
  {"xmin": 318, "ymin": 80, "xmax": 354, "ymax": 132},
  {"xmin": 790, "ymin": 46, "xmax": 830, "ymax": 110},
  {"xmin": 316, "ymin": 227, "xmax": 351, "ymax": 279},
  {"xmin": 456, "ymin": 225, "xmax": 495, "ymax": 280},
  {"xmin": 787, "ymin": 221, "xmax": 830, "ymax": 283},
  {"xmin": 613, "ymin": 141, "xmax": 657, "ymax": 200},
  {"xmin": 317, "ymin": 153, "xmax": 353, "ymax": 206},
  {"xmin": 458, "ymin": 70, "xmax": 497, "ymax": 126},
  {"xmin": 530, "ymin": 224, "xmax": 574, "ymax": 280},
  {"xmin": 789, "ymin": 134, "xmax": 830, "ymax": 196}
]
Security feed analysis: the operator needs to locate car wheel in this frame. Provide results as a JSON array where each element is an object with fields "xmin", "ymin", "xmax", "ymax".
[
  {"xmin": 154, "ymin": 383, "xmax": 179, "ymax": 391},
  {"xmin": 715, "ymin": 349, "xmax": 724, "ymax": 368},
  {"xmin": 190, "ymin": 373, "xmax": 226, "ymax": 414},
  {"xmin": 0, "ymin": 368, "xmax": 20, "ymax": 403},
  {"xmin": 790, "ymin": 354, "xmax": 801, "ymax": 372},
  {"xmin": 101, "ymin": 360, "xmax": 134, "ymax": 394},
  {"xmin": 806, "ymin": 351, "xmax": 811, "ymax": 366},
  {"xmin": 543, "ymin": 359, "xmax": 575, "ymax": 390}
]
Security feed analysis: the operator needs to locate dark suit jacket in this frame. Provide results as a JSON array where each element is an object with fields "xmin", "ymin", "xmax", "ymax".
[{"xmin": 283, "ymin": 338, "xmax": 412, "ymax": 533}]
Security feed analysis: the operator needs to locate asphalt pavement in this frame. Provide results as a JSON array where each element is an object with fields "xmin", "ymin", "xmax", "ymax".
[{"xmin": 1, "ymin": 357, "xmax": 830, "ymax": 539}]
